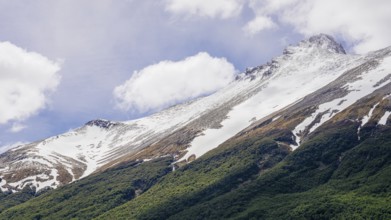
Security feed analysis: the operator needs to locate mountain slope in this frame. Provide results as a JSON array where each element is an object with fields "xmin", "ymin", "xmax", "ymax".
[
  {"xmin": 0, "ymin": 35, "xmax": 390, "ymax": 219},
  {"xmin": 165, "ymin": 95, "xmax": 391, "ymax": 220},
  {"xmin": 0, "ymin": 34, "xmax": 365, "ymax": 193},
  {"xmin": 95, "ymin": 47, "xmax": 391, "ymax": 219}
]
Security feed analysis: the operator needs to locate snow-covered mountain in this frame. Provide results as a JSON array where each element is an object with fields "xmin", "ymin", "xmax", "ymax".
[{"xmin": 1, "ymin": 34, "xmax": 390, "ymax": 193}]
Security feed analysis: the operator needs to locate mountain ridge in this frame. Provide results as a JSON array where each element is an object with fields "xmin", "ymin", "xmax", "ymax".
[
  {"xmin": 0, "ymin": 34, "xmax": 391, "ymax": 219},
  {"xmin": 1, "ymin": 34, "xmax": 390, "ymax": 195}
]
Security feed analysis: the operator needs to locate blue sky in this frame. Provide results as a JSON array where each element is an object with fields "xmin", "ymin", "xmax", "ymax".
[{"xmin": 0, "ymin": 0, "xmax": 390, "ymax": 151}]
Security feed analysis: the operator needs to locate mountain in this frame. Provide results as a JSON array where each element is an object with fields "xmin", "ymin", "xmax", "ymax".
[
  {"xmin": 0, "ymin": 34, "xmax": 355, "ymax": 193},
  {"xmin": 0, "ymin": 34, "xmax": 390, "ymax": 219}
]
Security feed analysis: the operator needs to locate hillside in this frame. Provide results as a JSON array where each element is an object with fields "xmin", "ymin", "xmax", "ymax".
[
  {"xmin": 0, "ymin": 34, "xmax": 360, "ymax": 192},
  {"xmin": 0, "ymin": 34, "xmax": 390, "ymax": 219}
]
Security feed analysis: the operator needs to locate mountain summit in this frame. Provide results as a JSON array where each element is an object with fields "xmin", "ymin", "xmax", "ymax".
[
  {"xmin": 282, "ymin": 33, "xmax": 346, "ymax": 57},
  {"xmin": 307, "ymin": 33, "xmax": 346, "ymax": 54}
]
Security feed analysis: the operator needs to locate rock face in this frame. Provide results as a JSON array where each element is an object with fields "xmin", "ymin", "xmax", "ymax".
[
  {"xmin": 307, "ymin": 34, "xmax": 346, "ymax": 54},
  {"xmin": 1, "ymin": 34, "xmax": 391, "ymax": 193},
  {"xmin": 85, "ymin": 119, "xmax": 120, "ymax": 129}
]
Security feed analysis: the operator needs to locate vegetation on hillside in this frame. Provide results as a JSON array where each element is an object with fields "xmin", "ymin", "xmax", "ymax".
[
  {"xmin": 1, "ymin": 95, "xmax": 390, "ymax": 220},
  {"xmin": 0, "ymin": 157, "xmax": 172, "ymax": 219}
]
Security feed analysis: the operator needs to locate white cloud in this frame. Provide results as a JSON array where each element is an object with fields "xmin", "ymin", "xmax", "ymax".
[
  {"xmin": 114, "ymin": 52, "xmax": 236, "ymax": 113},
  {"xmin": 246, "ymin": 0, "xmax": 391, "ymax": 53},
  {"xmin": 165, "ymin": 0, "xmax": 244, "ymax": 19},
  {"xmin": 0, "ymin": 41, "xmax": 61, "ymax": 124},
  {"xmin": 9, "ymin": 123, "xmax": 27, "ymax": 133},
  {"xmin": 244, "ymin": 16, "xmax": 277, "ymax": 35}
]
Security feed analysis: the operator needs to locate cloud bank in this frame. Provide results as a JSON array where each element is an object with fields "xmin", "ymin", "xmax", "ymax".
[
  {"xmin": 114, "ymin": 52, "xmax": 236, "ymax": 113},
  {"xmin": 0, "ymin": 41, "xmax": 61, "ymax": 127}
]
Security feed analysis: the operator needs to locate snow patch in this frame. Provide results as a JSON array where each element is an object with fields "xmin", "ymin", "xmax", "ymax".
[
  {"xmin": 357, "ymin": 102, "xmax": 380, "ymax": 140},
  {"xmin": 0, "ymin": 177, "xmax": 7, "ymax": 192},
  {"xmin": 378, "ymin": 111, "xmax": 391, "ymax": 125},
  {"xmin": 291, "ymin": 57, "xmax": 391, "ymax": 148},
  {"xmin": 361, "ymin": 103, "xmax": 380, "ymax": 127},
  {"xmin": 272, "ymin": 116, "xmax": 281, "ymax": 122}
]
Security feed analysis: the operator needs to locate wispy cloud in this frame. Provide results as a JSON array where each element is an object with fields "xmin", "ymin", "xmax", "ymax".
[
  {"xmin": 245, "ymin": 0, "xmax": 391, "ymax": 53},
  {"xmin": 165, "ymin": 0, "xmax": 391, "ymax": 53},
  {"xmin": 9, "ymin": 123, "xmax": 27, "ymax": 133},
  {"xmin": 165, "ymin": 0, "xmax": 244, "ymax": 19}
]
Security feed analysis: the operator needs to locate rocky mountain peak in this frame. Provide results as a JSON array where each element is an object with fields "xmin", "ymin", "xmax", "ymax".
[
  {"xmin": 85, "ymin": 119, "xmax": 119, "ymax": 129},
  {"xmin": 302, "ymin": 34, "xmax": 346, "ymax": 54},
  {"xmin": 307, "ymin": 34, "xmax": 346, "ymax": 54},
  {"xmin": 283, "ymin": 34, "xmax": 346, "ymax": 56},
  {"xmin": 238, "ymin": 34, "xmax": 346, "ymax": 81}
]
